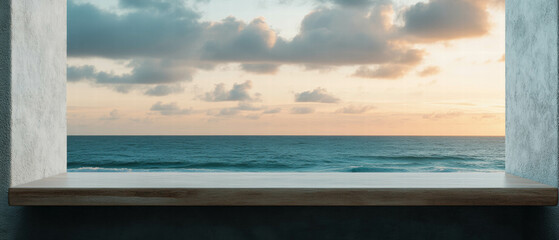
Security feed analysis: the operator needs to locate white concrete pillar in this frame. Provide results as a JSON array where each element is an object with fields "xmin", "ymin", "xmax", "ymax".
[{"xmin": 9, "ymin": 0, "xmax": 67, "ymax": 186}]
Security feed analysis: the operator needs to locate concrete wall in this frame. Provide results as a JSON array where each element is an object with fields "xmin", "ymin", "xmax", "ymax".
[
  {"xmin": 505, "ymin": 0, "xmax": 559, "ymax": 238},
  {"xmin": 0, "ymin": 0, "xmax": 558, "ymax": 239},
  {"xmin": 9, "ymin": 0, "xmax": 67, "ymax": 187},
  {"xmin": 506, "ymin": 0, "xmax": 558, "ymax": 188},
  {"xmin": 0, "ymin": 0, "xmax": 12, "ymax": 238},
  {"xmin": 0, "ymin": 0, "xmax": 66, "ymax": 239}
]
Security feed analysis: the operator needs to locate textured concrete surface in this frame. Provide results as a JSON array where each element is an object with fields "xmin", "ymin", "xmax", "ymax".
[
  {"xmin": 506, "ymin": 0, "xmax": 559, "ymax": 188},
  {"xmin": 506, "ymin": 0, "xmax": 559, "ymax": 239},
  {"xmin": 1, "ymin": 0, "xmax": 559, "ymax": 239},
  {"xmin": 0, "ymin": 1, "xmax": 13, "ymax": 238},
  {"xmin": 9, "ymin": 0, "xmax": 67, "ymax": 187}
]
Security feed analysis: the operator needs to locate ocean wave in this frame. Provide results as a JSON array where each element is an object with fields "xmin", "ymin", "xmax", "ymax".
[
  {"xmin": 69, "ymin": 160, "xmax": 296, "ymax": 170},
  {"xmin": 344, "ymin": 166, "xmax": 410, "ymax": 172},
  {"xmin": 350, "ymin": 154, "xmax": 486, "ymax": 162},
  {"xmin": 68, "ymin": 167, "xmax": 133, "ymax": 172}
]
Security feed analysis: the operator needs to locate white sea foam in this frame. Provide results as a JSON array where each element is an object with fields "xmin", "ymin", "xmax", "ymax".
[{"xmin": 69, "ymin": 167, "xmax": 133, "ymax": 172}]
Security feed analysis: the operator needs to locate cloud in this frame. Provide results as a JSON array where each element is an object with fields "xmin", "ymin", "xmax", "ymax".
[
  {"xmin": 69, "ymin": 1, "xmax": 425, "ymax": 69},
  {"xmin": 335, "ymin": 105, "xmax": 375, "ymax": 114},
  {"xmin": 216, "ymin": 108, "xmax": 240, "ymax": 116},
  {"xmin": 118, "ymin": 0, "xmax": 192, "ymax": 12},
  {"xmin": 417, "ymin": 66, "xmax": 440, "ymax": 77},
  {"xmin": 291, "ymin": 107, "xmax": 315, "ymax": 114},
  {"xmin": 201, "ymin": 17, "xmax": 278, "ymax": 62},
  {"xmin": 97, "ymin": 60, "xmax": 192, "ymax": 84},
  {"xmin": 303, "ymin": 64, "xmax": 336, "ymax": 72},
  {"xmin": 263, "ymin": 108, "xmax": 282, "ymax": 114},
  {"xmin": 68, "ymin": 0, "xmax": 202, "ymax": 59},
  {"xmin": 210, "ymin": 102, "xmax": 265, "ymax": 118},
  {"xmin": 202, "ymin": 80, "xmax": 259, "ymax": 102},
  {"xmin": 144, "ymin": 84, "xmax": 185, "ymax": 96},
  {"xmin": 100, "ymin": 109, "xmax": 121, "ymax": 120},
  {"xmin": 271, "ymin": 6, "xmax": 424, "ymax": 66},
  {"xmin": 316, "ymin": 0, "xmax": 387, "ymax": 7},
  {"xmin": 295, "ymin": 88, "xmax": 340, "ymax": 103},
  {"xmin": 236, "ymin": 102, "xmax": 264, "ymax": 111},
  {"xmin": 67, "ymin": 60, "xmax": 192, "ymax": 96},
  {"xmin": 240, "ymin": 63, "xmax": 280, "ymax": 74},
  {"xmin": 67, "ymin": 0, "xmax": 498, "ymax": 90},
  {"xmin": 353, "ymin": 65, "xmax": 412, "ymax": 79},
  {"xmin": 150, "ymin": 102, "xmax": 193, "ymax": 115},
  {"xmin": 67, "ymin": 0, "xmax": 201, "ymax": 95},
  {"xmin": 68, "ymin": 65, "xmax": 96, "ymax": 82},
  {"xmin": 401, "ymin": 0, "xmax": 491, "ymax": 41}
]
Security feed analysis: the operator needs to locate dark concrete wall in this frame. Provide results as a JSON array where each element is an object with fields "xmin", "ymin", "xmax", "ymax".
[
  {"xmin": 14, "ymin": 207, "xmax": 527, "ymax": 240},
  {"xmin": 0, "ymin": 0, "xmax": 13, "ymax": 238}
]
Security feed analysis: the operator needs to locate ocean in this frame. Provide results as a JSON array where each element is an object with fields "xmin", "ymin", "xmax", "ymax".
[{"xmin": 68, "ymin": 136, "xmax": 504, "ymax": 172}]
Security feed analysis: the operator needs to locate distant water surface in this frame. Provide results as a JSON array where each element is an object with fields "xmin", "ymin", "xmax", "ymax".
[{"xmin": 68, "ymin": 136, "xmax": 504, "ymax": 172}]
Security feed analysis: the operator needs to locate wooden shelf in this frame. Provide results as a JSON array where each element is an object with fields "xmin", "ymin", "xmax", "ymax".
[{"xmin": 9, "ymin": 172, "xmax": 557, "ymax": 206}]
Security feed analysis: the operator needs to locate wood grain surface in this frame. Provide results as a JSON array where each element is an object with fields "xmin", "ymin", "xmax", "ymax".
[{"xmin": 9, "ymin": 173, "xmax": 558, "ymax": 206}]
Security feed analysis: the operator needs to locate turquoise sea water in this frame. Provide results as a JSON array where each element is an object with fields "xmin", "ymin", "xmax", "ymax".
[{"xmin": 67, "ymin": 136, "xmax": 504, "ymax": 172}]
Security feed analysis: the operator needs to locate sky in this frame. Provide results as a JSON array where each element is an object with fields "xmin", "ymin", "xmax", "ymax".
[{"xmin": 67, "ymin": 0, "xmax": 505, "ymax": 136}]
